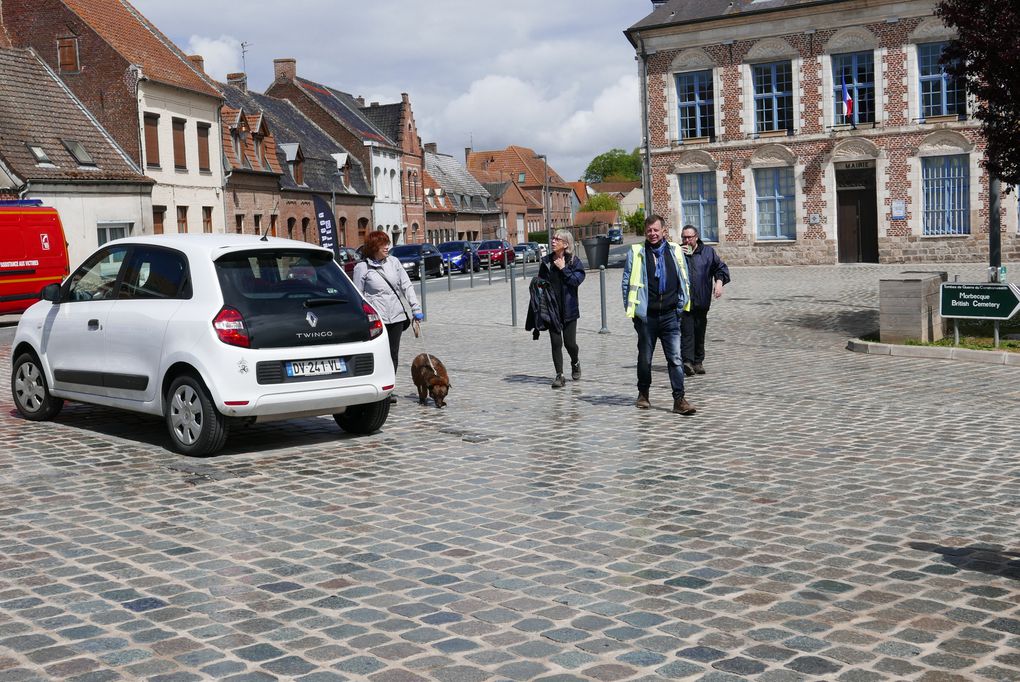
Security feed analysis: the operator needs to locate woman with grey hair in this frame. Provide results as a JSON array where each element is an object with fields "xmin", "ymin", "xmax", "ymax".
[{"xmin": 537, "ymin": 229, "xmax": 586, "ymax": 388}]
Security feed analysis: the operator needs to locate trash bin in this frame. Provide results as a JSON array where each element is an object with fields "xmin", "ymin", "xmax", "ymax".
[{"xmin": 582, "ymin": 235, "xmax": 610, "ymax": 270}]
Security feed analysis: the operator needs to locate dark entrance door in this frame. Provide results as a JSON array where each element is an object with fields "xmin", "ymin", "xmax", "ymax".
[{"xmin": 835, "ymin": 166, "xmax": 878, "ymax": 263}]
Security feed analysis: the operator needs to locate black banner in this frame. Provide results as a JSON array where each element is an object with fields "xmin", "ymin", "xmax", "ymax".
[{"xmin": 312, "ymin": 195, "xmax": 340, "ymax": 259}]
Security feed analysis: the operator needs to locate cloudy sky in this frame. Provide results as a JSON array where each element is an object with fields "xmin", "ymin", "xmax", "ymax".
[{"xmin": 130, "ymin": 0, "xmax": 650, "ymax": 182}]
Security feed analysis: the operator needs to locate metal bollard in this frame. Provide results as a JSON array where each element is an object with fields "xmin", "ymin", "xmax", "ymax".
[
  {"xmin": 419, "ymin": 257, "xmax": 427, "ymax": 322},
  {"xmin": 487, "ymin": 259, "xmax": 493, "ymax": 285},
  {"xmin": 509, "ymin": 263, "xmax": 517, "ymax": 326},
  {"xmin": 504, "ymin": 258, "xmax": 510, "ymax": 282},
  {"xmin": 598, "ymin": 266, "xmax": 610, "ymax": 334},
  {"xmin": 469, "ymin": 258, "xmax": 475, "ymax": 288},
  {"xmin": 447, "ymin": 258, "xmax": 452, "ymax": 291},
  {"xmin": 522, "ymin": 258, "xmax": 527, "ymax": 280}
]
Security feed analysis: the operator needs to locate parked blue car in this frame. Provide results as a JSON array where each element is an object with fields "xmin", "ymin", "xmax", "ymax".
[{"xmin": 437, "ymin": 240, "xmax": 481, "ymax": 273}]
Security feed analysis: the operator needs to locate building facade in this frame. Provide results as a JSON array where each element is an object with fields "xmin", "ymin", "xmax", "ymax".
[
  {"xmin": 627, "ymin": 0, "xmax": 1018, "ymax": 266},
  {"xmin": 424, "ymin": 145, "xmax": 500, "ymax": 242}
]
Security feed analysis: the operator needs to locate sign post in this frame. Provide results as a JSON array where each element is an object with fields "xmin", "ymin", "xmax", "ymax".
[{"xmin": 939, "ymin": 282, "xmax": 1020, "ymax": 348}]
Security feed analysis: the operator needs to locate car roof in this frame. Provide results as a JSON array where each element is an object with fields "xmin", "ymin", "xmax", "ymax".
[{"xmin": 101, "ymin": 234, "xmax": 332, "ymax": 260}]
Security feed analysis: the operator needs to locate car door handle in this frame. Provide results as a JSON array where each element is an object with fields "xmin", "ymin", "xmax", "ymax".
[{"xmin": 88, "ymin": 319, "xmax": 101, "ymax": 330}]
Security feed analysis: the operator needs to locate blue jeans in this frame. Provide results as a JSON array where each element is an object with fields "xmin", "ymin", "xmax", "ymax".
[{"xmin": 634, "ymin": 312, "xmax": 685, "ymax": 399}]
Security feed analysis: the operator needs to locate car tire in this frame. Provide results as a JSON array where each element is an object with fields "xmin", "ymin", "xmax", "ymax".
[
  {"xmin": 334, "ymin": 397, "xmax": 390, "ymax": 434},
  {"xmin": 165, "ymin": 374, "xmax": 229, "ymax": 456},
  {"xmin": 11, "ymin": 352, "xmax": 63, "ymax": 421}
]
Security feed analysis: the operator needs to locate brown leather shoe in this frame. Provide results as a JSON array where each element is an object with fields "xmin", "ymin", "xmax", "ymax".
[
  {"xmin": 683, "ymin": 362, "xmax": 695, "ymax": 377},
  {"xmin": 672, "ymin": 397, "xmax": 696, "ymax": 415},
  {"xmin": 693, "ymin": 363, "xmax": 706, "ymax": 375},
  {"xmin": 635, "ymin": 392, "xmax": 650, "ymax": 409}
]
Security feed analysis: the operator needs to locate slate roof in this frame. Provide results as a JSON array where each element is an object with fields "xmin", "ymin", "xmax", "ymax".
[
  {"xmin": 220, "ymin": 82, "xmax": 372, "ymax": 197},
  {"xmin": 466, "ymin": 145, "xmax": 569, "ymax": 188},
  {"xmin": 360, "ymin": 103, "xmax": 403, "ymax": 144},
  {"xmin": 61, "ymin": 0, "xmax": 221, "ymax": 99},
  {"xmin": 0, "ymin": 47, "xmax": 148, "ymax": 183},
  {"xmin": 425, "ymin": 151, "xmax": 497, "ymax": 215},
  {"xmin": 627, "ymin": 0, "xmax": 847, "ymax": 35},
  {"xmin": 422, "ymin": 170, "xmax": 455, "ymax": 214},
  {"xmin": 295, "ymin": 77, "xmax": 395, "ymax": 147}
]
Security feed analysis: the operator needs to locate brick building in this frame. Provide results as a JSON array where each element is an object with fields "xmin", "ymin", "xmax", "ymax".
[
  {"xmin": 626, "ymin": 0, "xmax": 1018, "ymax": 266},
  {"xmin": 471, "ymin": 168, "xmax": 540, "ymax": 245},
  {"xmin": 2, "ymin": 0, "xmax": 227, "ymax": 238},
  {"xmin": 424, "ymin": 144, "xmax": 500, "ymax": 242}
]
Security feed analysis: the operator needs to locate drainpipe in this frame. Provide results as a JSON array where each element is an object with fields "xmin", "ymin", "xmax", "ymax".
[{"xmin": 638, "ymin": 36, "xmax": 653, "ymax": 216}]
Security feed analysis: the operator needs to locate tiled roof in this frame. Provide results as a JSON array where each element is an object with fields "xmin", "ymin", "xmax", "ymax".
[
  {"xmin": 627, "ymin": 0, "xmax": 842, "ymax": 33},
  {"xmin": 569, "ymin": 181, "xmax": 589, "ymax": 204},
  {"xmin": 591, "ymin": 181, "xmax": 641, "ymax": 195},
  {"xmin": 574, "ymin": 210, "xmax": 618, "ymax": 227},
  {"xmin": 360, "ymin": 103, "xmax": 402, "ymax": 144},
  {"xmin": 295, "ymin": 78, "xmax": 395, "ymax": 147},
  {"xmin": 220, "ymin": 82, "xmax": 372, "ymax": 197},
  {"xmin": 466, "ymin": 145, "xmax": 570, "ymax": 188},
  {"xmin": 61, "ymin": 0, "xmax": 221, "ymax": 99},
  {"xmin": 425, "ymin": 151, "xmax": 497, "ymax": 214},
  {"xmin": 218, "ymin": 104, "xmax": 282, "ymax": 176},
  {"xmin": 0, "ymin": 47, "xmax": 148, "ymax": 183}
]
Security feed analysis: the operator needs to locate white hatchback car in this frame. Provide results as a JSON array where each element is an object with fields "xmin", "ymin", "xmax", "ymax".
[{"xmin": 10, "ymin": 235, "xmax": 395, "ymax": 455}]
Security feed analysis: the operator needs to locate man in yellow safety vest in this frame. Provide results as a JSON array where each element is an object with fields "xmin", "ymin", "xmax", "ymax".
[{"xmin": 621, "ymin": 214, "xmax": 695, "ymax": 415}]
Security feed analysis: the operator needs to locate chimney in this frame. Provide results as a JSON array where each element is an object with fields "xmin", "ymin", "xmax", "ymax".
[
  {"xmin": 226, "ymin": 72, "xmax": 247, "ymax": 93},
  {"xmin": 424, "ymin": 142, "xmax": 438, "ymax": 155},
  {"xmin": 187, "ymin": 55, "xmax": 205, "ymax": 73},
  {"xmin": 651, "ymin": 0, "xmax": 668, "ymax": 6},
  {"xmin": 356, "ymin": 95, "xmax": 365, "ymax": 106},
  {"xmin": 465, "ymin": 147, "xmax": 472, "ymax": 164},
  {"xmin": 401, "ymin": 92, "xmax": 409, "ymax": 103},
  {"xmin": 273, "ymin": 58, "xmax": 296, "ymax": 83},
  {"xmin": 370, "ymin": 101, "xmax": 379, "ymax": 107}
]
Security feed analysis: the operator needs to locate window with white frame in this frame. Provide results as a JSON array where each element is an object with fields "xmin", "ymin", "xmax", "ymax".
[
  {"xmin": 674, "ymin": 70, "xmax": 715, "ymax": 141},
  {"xmin": 832, "ymin": 51, "xmax": 875, "ymax": 126},
  {"xmin": 918, "ymin": 42, "xmax": 965, "ymax": 120},
  {"xmin": 754, "ymin": 167, "xmax": 796, "ymax": 239},
  {"xmin": 922, "ymin": 155, "xmax": 969, "ymax": 235},
  {"xmin": 752, "ymin": 61, "xmax": 793, "ymax": 134},
  {"xmin": 678, "ymin": 172, "xmax": 718, "ymax": 241},
  {"xmin": 97, "ymin": 222, "xmax": 130, "ymax": 246}
]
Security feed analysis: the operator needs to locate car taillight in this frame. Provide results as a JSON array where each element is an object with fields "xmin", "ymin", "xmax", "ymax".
[
  {"xmin": 364, "ymin": 302, "xmax": 383, "ymax": 339},
  {"xmin": 213, "ymin": 306, "xmax": 250, "ymax": 348}
]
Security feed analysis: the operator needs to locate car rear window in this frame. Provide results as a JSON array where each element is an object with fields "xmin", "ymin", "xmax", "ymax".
[
  {"xmin": 215, "ymin": 249, "xmax": 359, "ymax": 309},
  {"xmin": 438, "ymin": 242, "xmax": 468, "ymax": 253},
  {"xmin": 478, "ymin": 240, "xmax": 501, "ymax": 249}
]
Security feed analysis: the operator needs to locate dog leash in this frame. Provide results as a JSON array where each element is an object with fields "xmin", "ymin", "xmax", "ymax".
[{"xmin": 414, "ymin": 320, "xmax": 438, "ymax": 374}]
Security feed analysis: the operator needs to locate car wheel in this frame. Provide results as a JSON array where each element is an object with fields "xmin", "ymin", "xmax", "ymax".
[
  {"xmin": 334, "ymin": 397, "xmax": 390, "ymax": 434},
  {"xmin": 165, "ymin": 374, "xmax": 229, "ymax": 456},
  {"xmin": 11, "ymin": 353, "xmax": 63, "ymax": 421}
]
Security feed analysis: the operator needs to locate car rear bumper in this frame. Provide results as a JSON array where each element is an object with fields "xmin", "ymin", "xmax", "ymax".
[{"xmin": 239, "ymin": 382, "xmax": 390, "ymax": 421}]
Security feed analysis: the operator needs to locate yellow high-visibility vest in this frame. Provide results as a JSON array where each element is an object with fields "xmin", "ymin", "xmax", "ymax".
[{"xmin": 625, "ymin": 242, "xmax": 690, "ymax": 318}]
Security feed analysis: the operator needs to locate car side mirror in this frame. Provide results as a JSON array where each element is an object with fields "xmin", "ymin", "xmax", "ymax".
[{"xmin": 40, "ymin": 283, "xmax": 60, "ymax": 303}]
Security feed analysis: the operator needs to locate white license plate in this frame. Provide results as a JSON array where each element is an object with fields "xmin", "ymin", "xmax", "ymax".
[{"xmin": 286, "ymin": 357, "xmax": 347, "ymax": 377}]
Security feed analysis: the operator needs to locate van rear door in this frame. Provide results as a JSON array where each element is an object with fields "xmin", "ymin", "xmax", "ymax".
[{"xmin": 0, "ymin": 205, "xmax": 70, "ymax": 315}]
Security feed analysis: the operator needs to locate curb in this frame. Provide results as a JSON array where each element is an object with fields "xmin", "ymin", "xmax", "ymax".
[{"xmin": 846, "ymin": 339, "xmax": 1020, "ymax": 366}]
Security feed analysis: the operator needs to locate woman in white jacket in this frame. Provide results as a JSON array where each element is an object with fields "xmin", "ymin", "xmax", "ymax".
[{"xmin": 352, "ymin": 231, "xmax": 423, "ymax": 402}]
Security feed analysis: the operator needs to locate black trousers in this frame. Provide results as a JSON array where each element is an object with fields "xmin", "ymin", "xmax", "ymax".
[
  {"xmin": 680, "ymin": 307, "xmax": 709, "ymax": 365},
  {"xmin": 548, "ymin": 319, "xmax": 579, "ymax": 375},
  {"xmin": 385, "ymin": 321, "xmax": 405, "ymax": 371}
]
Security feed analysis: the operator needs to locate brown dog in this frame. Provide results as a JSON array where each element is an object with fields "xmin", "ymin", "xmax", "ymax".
[{"xmin": 411, "ymin": 353, "xmax": 450, "ymax": 408}]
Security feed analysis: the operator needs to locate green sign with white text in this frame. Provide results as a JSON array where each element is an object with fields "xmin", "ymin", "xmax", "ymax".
[{"xmin": 940, "ymin": 282, "xmax": 1020, "ymax": 320}]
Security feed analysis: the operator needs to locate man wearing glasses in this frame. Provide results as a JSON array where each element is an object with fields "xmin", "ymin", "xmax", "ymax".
[{"xmin": 679, "ymin": 225, "xmax": 730, "ymax": 376}]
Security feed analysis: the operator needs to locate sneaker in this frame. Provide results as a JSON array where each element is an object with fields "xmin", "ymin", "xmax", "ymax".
[
  {"xmin": 693, "ymin": 363, "xmax": 706, "ymax": 375},
  {"xmin": 672, "ymin": 397, "xmax": 696, "ymax": 415},
  {"xmin": 571, "ymin": 361, "xmax": 581, "ymax": 381},
  {"xmin": 635, "ymin": 392, "xmax": 650, "ymax": 409},
  {"xmin": 683, "ymin": 362, "xmax": 695, "ymax": 377},
  {"xmin": 551, "ymin": 374, "xmax": 566, "ymax": 388}
]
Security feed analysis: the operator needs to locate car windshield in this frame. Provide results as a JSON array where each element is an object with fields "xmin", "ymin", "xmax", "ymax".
[
  {"xmin": 389, "ymin": 245, "xmax": 421, "ymax": 258},
  {"xmin": 478, "ymin": 240, "xmax": 501, "ymax": 249},
  {"xmin": 215, "ymin": 249, "xmax": 358, "ymax": 307},
  {"xmin": 438, "ymin": 241, "xmax": 470, "ymax": 253},
  {"xmin": 514, "ymin": 245, "xmax": 527, "ymax": 251}
]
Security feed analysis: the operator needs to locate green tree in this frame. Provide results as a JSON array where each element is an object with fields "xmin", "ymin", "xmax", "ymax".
[
  {"xmin": 624, "ymin": 207, "xmax": 645, "ymax": 235},
  {"xmin": 936, "ymin": 0, "xmax": 1020, "ymax": 187},
  {"xmin": 580, "ymin": 193, "xmax": 620, "ymax": 212},
  {"xmin": 582, "ymin": 148, "xmax": 641, "ymax": 183}
]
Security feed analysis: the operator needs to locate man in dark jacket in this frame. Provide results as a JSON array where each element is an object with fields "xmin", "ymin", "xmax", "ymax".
[{"xmin": 680, "ymin": 225, "xmax": 730, "ymax": 375}]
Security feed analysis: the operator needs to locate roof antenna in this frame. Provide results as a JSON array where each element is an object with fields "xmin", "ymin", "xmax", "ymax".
[
  {"xmin": 260, "ymin": 231, "xmax": 269, "ymax": 241},
  {"xmin": 240, "ymin": 41, "xmax": 252, "ymax": 73}
]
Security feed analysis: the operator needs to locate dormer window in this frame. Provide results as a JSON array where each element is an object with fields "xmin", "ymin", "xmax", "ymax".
[
  {"xmin": 63, "ymin": 139, "xmax": 95, "ymax": 166},
  {"xmin": 27, "ymin": 144, "xmax": 52, "ymax": 165},
  {"xmin": 518, "ymin": 172, "xmax": 526, "ymax": 183},
  {"xmin": 280, "ymin": 143, "xmax": 304, "ymax": 185},
  {"xmin": 57, "ymin": 37, "xmax": 79, "ymax": 73}
]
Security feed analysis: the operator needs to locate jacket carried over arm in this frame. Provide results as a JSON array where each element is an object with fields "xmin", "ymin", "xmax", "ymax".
[
  {"xmin": 686, "ymin": 241, "xmax": 731, "ymax": 310},
  {"xmin": 622, "ymin": 242, "xmax": 690, "ymax": 319},
  {"xmin": 537, "ymin": 253, "xmax": 586, "ymax": 324},
  {"xmin": 352, "ymin": 257, "xmax": 422, "ymax": 325}
]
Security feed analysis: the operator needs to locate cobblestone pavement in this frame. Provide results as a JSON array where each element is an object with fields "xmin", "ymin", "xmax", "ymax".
[{"xmin": 1, "ymin": 262, "xmax": 1018, "ymax": 682}]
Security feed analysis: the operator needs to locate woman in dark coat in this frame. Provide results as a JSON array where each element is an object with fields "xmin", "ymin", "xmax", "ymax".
[{"xmin": 538, "ymin": 229, "xmax": 586, "ymax": 388}]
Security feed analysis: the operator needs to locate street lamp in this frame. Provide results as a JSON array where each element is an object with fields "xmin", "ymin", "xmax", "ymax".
[{"xmin": 534, "ymin": 153, "xmax": 551, "ymax": 247}]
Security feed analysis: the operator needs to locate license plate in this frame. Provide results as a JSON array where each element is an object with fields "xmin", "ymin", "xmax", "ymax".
[{"xmin": 286, "ymin": 357, "xmax": 347, "ymax": 377}]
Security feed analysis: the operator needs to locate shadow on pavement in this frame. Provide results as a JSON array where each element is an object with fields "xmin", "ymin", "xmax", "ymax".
[
  {"xmin": 910, "ymin": 541, "xmax": 1020, "ymax": 581},
  {"xmin": 783, "ymin": 308, "xmax": 879, "ymax": 338}
]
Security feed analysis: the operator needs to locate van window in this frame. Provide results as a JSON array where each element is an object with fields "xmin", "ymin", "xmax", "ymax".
[
  {"xmin": 66, "ymin": 246, "xmax": 128, "ymax": 302},
  {"xmin": 120, "ymin": 248, "xmax": 189, "ymax": 300}
]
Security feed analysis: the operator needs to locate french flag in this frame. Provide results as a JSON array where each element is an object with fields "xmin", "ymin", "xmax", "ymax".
[{"xmin": 841, "ymin": 74, "xmax": 854, "ymax": 122}]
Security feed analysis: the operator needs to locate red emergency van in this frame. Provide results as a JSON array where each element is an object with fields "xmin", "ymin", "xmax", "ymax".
[{"xmin": 0, "ymin": 200, "xmax": 70, "ymax": 316}]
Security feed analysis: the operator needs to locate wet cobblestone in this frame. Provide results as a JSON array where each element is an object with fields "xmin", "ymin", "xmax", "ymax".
[{"xmin": 1, "ymin": 263, "xmax": 1018, "ymax": 680}]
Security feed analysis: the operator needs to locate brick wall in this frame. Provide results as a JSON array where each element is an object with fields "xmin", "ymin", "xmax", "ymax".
[{"xmin": 3, "ymin": 0, "xmax": 141, "ymax": 163}]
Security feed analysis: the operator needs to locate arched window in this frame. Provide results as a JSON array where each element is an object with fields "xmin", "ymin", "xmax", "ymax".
[
  {"xmin": 287, "ymin": 217, "xmax": 295, "ymax": 239},
  {"xmin": 301, "ymin": 216, "xmax": 310, "ymax": 242}
]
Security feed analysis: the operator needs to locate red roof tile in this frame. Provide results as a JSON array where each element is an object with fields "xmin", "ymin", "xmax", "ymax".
[{"xmin": 574, "ymin": 210, "xmax": 618, "ymax": 227}]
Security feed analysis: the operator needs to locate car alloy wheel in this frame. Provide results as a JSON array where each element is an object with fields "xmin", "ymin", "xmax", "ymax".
[
  {"xmin": 11, "ymin": 353, "xmax": 63, "ymax": 421},
  {"xmin": 166, "ymin": 374, "xmax": 228, "ymax": 456}
]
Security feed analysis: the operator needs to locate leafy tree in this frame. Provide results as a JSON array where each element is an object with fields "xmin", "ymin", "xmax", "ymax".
[
  {"xmin": 580, "ymin": 193, "xmax": 620, "ymax": 212},
  {"xmin": 582, "ymin": 148, "xmax": 641, "ymax": 183},
  {"xmin": 624, "ymin": 207, "xmax": 645, "ymax": 235},
  {"xmin": 936, "ymin": 0, "xmax": 1020, "ymax": 187}
]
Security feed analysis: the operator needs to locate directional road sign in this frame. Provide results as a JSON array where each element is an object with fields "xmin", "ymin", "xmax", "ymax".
[{"xmin": 940, "ymin": 282, "xmax": 1020, "ymax": 320}]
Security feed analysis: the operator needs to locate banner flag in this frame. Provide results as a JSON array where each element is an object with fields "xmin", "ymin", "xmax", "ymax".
[{"xmin": 312, "ymin": 195, "xmax": 340, "ymax": 259}]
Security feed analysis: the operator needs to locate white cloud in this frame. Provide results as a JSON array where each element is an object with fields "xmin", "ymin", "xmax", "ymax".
[{"xmin": 185, "ymin": 35, "xmax": 242, "ymax": 81}]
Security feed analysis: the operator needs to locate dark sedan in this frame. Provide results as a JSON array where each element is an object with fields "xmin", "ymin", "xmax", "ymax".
[
  {"xmin": 437, "ymin": 240, "xmax": 481, "ymax": 273},
  {"xmin": 390, "ymin": 243, "xmax": 445, "ymax": 279}
]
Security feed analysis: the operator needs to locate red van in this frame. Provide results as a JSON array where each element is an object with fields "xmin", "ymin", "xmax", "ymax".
[{"xmin": 0, "ymin": 200, "xmax": 70, "ymax": 316}]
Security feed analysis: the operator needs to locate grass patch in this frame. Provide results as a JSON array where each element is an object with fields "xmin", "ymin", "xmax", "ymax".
[{"xmin": 903, "ymin": 318, "xmax": 1020, "ymax": 352}]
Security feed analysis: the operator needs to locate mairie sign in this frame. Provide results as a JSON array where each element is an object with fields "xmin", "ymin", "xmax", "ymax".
[{"xmin": 940, "ymin": 282, "xmax": 1020, "ymax": 320}]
